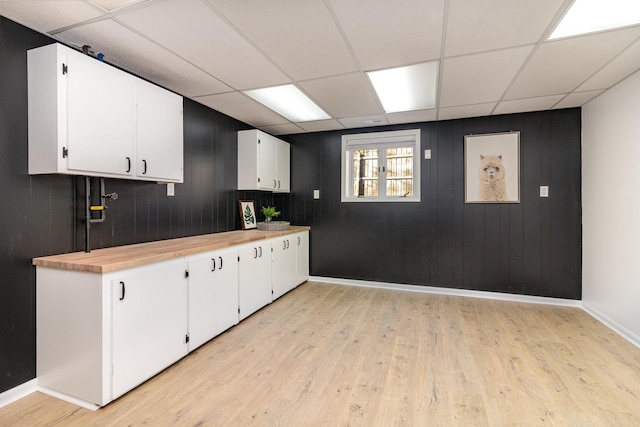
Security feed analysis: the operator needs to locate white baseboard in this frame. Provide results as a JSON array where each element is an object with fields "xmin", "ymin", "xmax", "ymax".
[
  {"xmin": 37, "ymin": 386, "xmax": 100, "ymax": 411},
  {"xmin": 310, "ymin": 276, "xmax": 583, "ymax": 307},
  {"xmin": 0, "ymin": 379, "xmax": 37, "ymax": 409},
  {"xmin": 581, "ymin": 302, "xmax": 640, "ymax": 350}
]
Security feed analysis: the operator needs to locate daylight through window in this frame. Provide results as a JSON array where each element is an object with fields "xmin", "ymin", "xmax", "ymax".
[{"xmin": 342, "ymin": 129, "xmax": 420, "ymax": 202}]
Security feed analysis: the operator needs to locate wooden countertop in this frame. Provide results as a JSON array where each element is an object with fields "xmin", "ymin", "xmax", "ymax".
[{"xmin": 33, "ymin": 226, "xmax": 310, "ymax": 274}]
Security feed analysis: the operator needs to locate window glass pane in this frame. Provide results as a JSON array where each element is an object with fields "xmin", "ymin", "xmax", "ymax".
[
  {"xmin": 352, "ymin": 149, "xmax": 378, "ymax": 197},
  {"xmin": 386, "ymin": 147, "xmax": 413, "ymax": 196}
]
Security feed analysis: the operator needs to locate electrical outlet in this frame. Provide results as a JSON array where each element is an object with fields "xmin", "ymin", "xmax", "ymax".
[
  {"xmin": 167, "ymin": 183, "xmax": 175, "ymax": 196},
  {"xmin": 424, "ymin": 149, "xmax": 431, "ymax": 160},
  {"xmin": 314, "ymin": 189, "xmax": 320, "ymax": 199},
  {"xmin": 540, "ymin": 186, "xmax": 549, "ymax": 197}
]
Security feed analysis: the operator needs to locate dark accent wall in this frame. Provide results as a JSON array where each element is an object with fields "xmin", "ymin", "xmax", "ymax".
[{"xmin": 285, "ymin": 110, "xmax": 581, "ymax": 300}]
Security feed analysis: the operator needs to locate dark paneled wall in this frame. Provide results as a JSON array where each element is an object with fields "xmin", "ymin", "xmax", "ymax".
[
  {"xmin": 286, "ymin": 109, "xmax": 581, "ymax": 299},
  {"xmin": 0, "ymin": 17, "xmax": 261, "ymax": 394}
]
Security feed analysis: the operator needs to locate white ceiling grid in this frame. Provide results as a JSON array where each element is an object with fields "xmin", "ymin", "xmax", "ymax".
[{"xmin": 1, "ymin": 0, "xmax": 639, "ymax": 134}]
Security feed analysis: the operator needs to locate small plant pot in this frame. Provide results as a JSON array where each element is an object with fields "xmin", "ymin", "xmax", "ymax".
[{"xmin": 257, "ymin": 220, "xmax": 290, "ymax": 231}]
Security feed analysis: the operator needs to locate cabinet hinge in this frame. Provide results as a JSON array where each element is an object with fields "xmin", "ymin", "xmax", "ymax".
[
  {"xmin": 185, "ymin": 334, "xmax": 190, "ymax": 344},
  {"xmin": 62, "ymin": 63, "xmax": 68, "ymax": 75},
  {"xmin": 185, "ymin": 270, "xmax": 189, "ymax": 278},
  {"xmin": 62, "ymin": 147, "xmax": 68, "ymax": 158}
]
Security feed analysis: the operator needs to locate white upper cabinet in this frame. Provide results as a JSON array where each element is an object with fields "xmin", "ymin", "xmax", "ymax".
[
  {"xmin": 28, "ymin": 43, "xmax": 183, "ymax": 183},
  {"xmin": 237, "ymin": 129, "xmax": 290, "ymax": 193},
  {"xmin": 66, "ymin": 49, "xmax": 135, "ymax": 177},
  {"xmin": 135, "ymin": 79, "xmax": 184, "ymax": 182}
]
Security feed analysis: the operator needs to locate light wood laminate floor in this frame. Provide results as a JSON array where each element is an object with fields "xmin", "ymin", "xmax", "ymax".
[{"xmin": 2, "ymin": 282, "xmax": 640, "ymax": 426}]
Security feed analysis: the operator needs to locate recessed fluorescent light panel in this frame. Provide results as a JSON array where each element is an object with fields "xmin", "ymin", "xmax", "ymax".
[
  {"xmin": 367, "ymin": 61, "xmax": 438, "ymax": 113},
  {"xmin": 244, "ymin": 84, "xmax": 330, "ymax": 122},
  {"xmin": 549, "ymin": 0, "xmax": 640, "ymax": 40}
]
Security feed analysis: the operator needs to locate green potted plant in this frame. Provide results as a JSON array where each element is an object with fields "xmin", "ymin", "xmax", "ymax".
[{"xmin": 261, "ymin": 206, "xmax": 280, "ymax": 223}]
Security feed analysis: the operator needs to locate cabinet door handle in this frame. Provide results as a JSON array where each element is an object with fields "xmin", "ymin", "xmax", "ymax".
[
  {"xmin": 297, "ymin": 236, "xmax": 301, "ymax": 246},
  {"xmin": 119, "ymin": 281, "xmax": 126, "ymax": 301},
  {"xmin": 142, "ymin": 159, "xmax": 147, "ymax": 175},
  {"xmin": 254, "ymin": 247, "xmax": 258, "ymax": 259},
  {"xmin": 126, "ymin": 157, "xmax": 131, "ymax": 173},
  {"xmin": 273, "ymin": 180, "xmax": 277, "ymax": 189},
  {"xmin": 211, "ymin": 258, "xmax": 216, "ymax": 272},
  {"xmin": 278, "ymin": 180, "xmax": 281, "ymax": 189},
  {"xmin": 287, "ymin": 239, "xmax": 290, "ymax": 249},
  {"xmin": 259, "ymin": 246, "xmax": 263, "ymax": 257},
  {"xmin": 219, "ymin": 256, "xmax": 223, "ymax": 270}
]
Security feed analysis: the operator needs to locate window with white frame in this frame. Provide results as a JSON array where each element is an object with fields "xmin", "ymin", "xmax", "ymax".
[{"xmin": 341, "ymin": 129, "xmax": 421, "ymax": 202}]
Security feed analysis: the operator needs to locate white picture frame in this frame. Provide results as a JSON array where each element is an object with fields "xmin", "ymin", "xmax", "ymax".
[{"xmin": 465, "ymin": 132, "xmax": 520, "ymax": 203}]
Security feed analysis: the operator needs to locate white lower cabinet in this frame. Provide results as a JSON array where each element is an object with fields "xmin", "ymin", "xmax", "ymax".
[
  {"xmin": 295, "ymin": 231, "xmax": 310, "ymax": 285},
  {"xmin": 272, "ymin": 236, "xmax": 297, "ymax": 300},
  {"xmin": 35, "ymin": 229, "xmax": 309, "ymax": 408},
  {"xmin": 36, "ymin": 258, "xmax": 188, "ymax": 407},
  {"xmin": 238, "ymin": 242, "xmax": 272, "ymax": 320},
  {"xmin": 186, "ymin": 248, "xmax": 239, "ymax": 351},
  {"xmin": 110, "ymin": 259, "xmax": 188, "ymax": 399}
]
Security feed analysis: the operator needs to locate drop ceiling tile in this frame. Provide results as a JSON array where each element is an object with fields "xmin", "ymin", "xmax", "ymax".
[
  {"xmin": 295, "ymin": 120, "xmax": 345, "ymax": 133},
  {"xmin": 494, "ymin": 95, "xmax": 564, "ymax": 115},
  {"xmin": 328, "ymin": 0, "xmax": 444, "ymax": 70},
  {"xmin": 116, "ymin": 0, "xmax": 290, "ymax": 89},
  {"xmin": 506, "ymin": 27, "xmax": 640, "ymax": 99},
  {"xmin": 90, "ymin": 0, "xmax": 147, "ymax": 12},
  {"xmin": 56, "ymin": 19, "xmax": 230, "ymax": 97},
  {"xmin": 261, "ymin": 123, "xmax": 306, "ymax": 136},
  {"xmin": 438, "ymin": 103, "xmax": 496, "ymax": 121},
  {"xmin": 194, "ymin": 92, "xmax": 288, "ymax": 128},
  {"xmin": 338, "ymin": 115, "xmax": 389, "ymax": 129},
  {"xmin": 578, "ymin": 38, "xmax": 640, "ymax": 91},
  {"xmin": 299, "ymin": 73, "xmax": 381, "ymax": 119},
  {"xmin": 440, "ymin": 46, "xmax": 533, "ymax": 107},
  {"xmin": 553, "ymin": 90, "xmax": 603, "ymax": 109},
  {"xmin": 445, "ymin": 0, "xmax": 565, "ymax": 57},
  {"xmin": 207, "ymin": 0, "xmax": 357, "ymax": 80},
  {"xmin": 387, "ymin": 109, "xmax": 438, "ymax": 124},
  {"xmin": 0, "ymin": 1, "xmax": 103, "ymax": 33}
]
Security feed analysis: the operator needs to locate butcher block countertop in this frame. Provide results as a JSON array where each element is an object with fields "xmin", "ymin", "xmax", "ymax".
[{"xmin": 33, "ymin": 226, "xmax": 310, "ymax": 274}]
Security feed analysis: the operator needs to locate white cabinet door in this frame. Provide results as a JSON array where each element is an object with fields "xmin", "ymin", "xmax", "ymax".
[
  {"xmin": 238, "ymin": 243, "xmax": 272, "ymax": 320},
  {"xmin": 275, "ymin": 139, "xmax": 290, "ymax": 193},
  {"xmin": 213, "ymin": 250, "xmax": 240, "ymax": 335},
  {"xmin": 186, "ymin": 248, "xmax": 239, "ymax": 350},
  {"xmin": 66, "ymin": 50, "xmax": 135, "ymax": 177},
  {"xmin": 272, "ymin": 236, "xmax": 297, "ymax": 300},
  {"xmin": 135, "ymin": 80, "xmax": 184, "ymax": 182},
  {"xmin": 295, "ymin": 231, "xmax": 310, "ymax": 285},
  {"xmin": 110, "ymin": 258, "xmax": 188, "ymax": 399},
  {"xmin": 258, "ymin": 132, "xmax": 277, "ymax": 191}
]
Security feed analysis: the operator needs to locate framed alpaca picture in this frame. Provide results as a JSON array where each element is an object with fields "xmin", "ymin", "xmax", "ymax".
[
  {"xmin": 238, "ymin": 200, "xmax": 257, "ymax": 229},
  {"xmin": 464, "ymin": 132, "xmax": 520, "ymax": 203}
]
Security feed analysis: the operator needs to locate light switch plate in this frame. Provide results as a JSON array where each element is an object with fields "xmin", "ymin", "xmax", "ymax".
[
  {"xmin": 424, "ymin": 149, "xmax": 431, "ymax": 160},
  {"xmin": 167, "ymin": 183, "xmax": 175, "ymax": 196},
  {"xmin": 314, "ymin": 189, "xmax": 320, "ymax": 199},
  {"xmin": 540, "ymin": 186, "xmax": 549, "ymax": 197}
]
